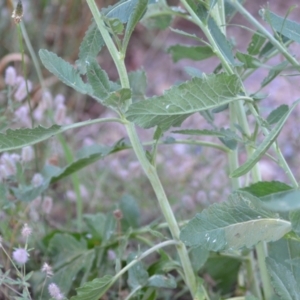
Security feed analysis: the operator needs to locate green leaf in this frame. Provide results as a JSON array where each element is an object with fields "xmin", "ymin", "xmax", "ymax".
[
  {"xmin": 146, "ymin": 275, "xmax": 176, "ymax": 289},
  {"xmin": 86, "ymin": 58, "xmax": 110, "ymax": 100},
  {"xmin": 103, "ymin": 88, "xmax": 132, "ymax": 111},
  {"xmin": 261, "ymin": 9, "xmax": 300, "ymax": 44},
  {"xmin": 208, "ymin": 17, "xmax": 241, "ymax": 67},
  {"xmin": 240, "ymin": 181, "xmax": 292, "ymax": 198},
  {"xmin": 123, "ymin": 0, "xmax": 148, "ymax": 52},
  {"xmin": 261, "ymin": 61, "xmax": 289, "ymax": 88},
  {"xmin": 0, "ymin": 125, "xmax": 61, "ymax": 153},
  {"xmin": 266, "ymin": 257, "xmax": 300, "ymax": 300},
  {"xmin": 204, "ymin": 255, "xmax": 241, "ymax": 293},
  {"xmin": 39, "ymin": 50, "xmax": 91, "ymax": 94},
  {"xmin": 141, "ymin": 1, "xmax": 173, "ymax": 30},
  {"xmin": 120, "ymin": 195, "xmax": 140, "ymax": 229},
  {"xmin": 128, "ymin": 70, "xmax": 147, "ymax": 102},
  {"xmin": 126, "ymin": 73, "xmax": 241, "ymax": 130},
  {"xmin": 76, "ymin": 22, "xmax": 105, "ymax": 74},
  {"xmin": 127, "ymin": 253, "xmax": 149, "ymax": 289},
  {"xmin": 267, "ymin": 105, "xmax": 289, "ymax": 125},
  {"xmin": 231, "ymin": 99, "xmax": 300, "ymax": 177},
  {"xmin": 70, "ymin": 275, "xmax": 113, "ymax": 300},
  {"xmin": 104, "ymin": 16, "xmax": 124, "ymax": 35},
  {"xmin": 167, "ymin": 45, "xmax": 214, "ymax": 63},
  {"xmin": 180, "ymin": 191, "xmax": 291, "ymax": 251},
  {"xmin": 247, "ymin": 31, "xmax": 266, "ymax": 55},
  {"xmin": 236, "ymin": 52, "xmax": 261, "ymax": 69},
  {"xmin": 102, "ymin": 0, "xmax": 139, "ymax": 23},
  {"xmin": 190, "ymin": 246, "xmax": 209, "ymax": 272},
  {"xmin": 50, "ymin": 144, "xmax": 112, "ymax": 183},
  {"xmin": 49, "ymin": 234, "xmax": 95, "ymax": 295},
  {"xmin": 290, "ymin": 210, "xmax": 300, "ymax": 235}
]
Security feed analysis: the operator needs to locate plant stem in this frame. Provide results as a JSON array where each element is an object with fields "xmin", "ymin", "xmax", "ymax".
[{"xmin": 87, "ymin": 0, "xmax": 203, "ymax": 297}]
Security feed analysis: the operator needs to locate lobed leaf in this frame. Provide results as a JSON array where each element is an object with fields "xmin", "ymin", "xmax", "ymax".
[
  {"xmin": 231, "ymin": 99, "xmax": 300, "ymax": 177},
  {"xmin": 39, "ymin": 50, "xmax": 91, "ymax": 94},
  {"xmin": 126, "ymin": 73, "xmax": 241, "ymax": 130},
  {"xmin": 180, "ymin": 191, "xmax": 291, "ymax": 251}
]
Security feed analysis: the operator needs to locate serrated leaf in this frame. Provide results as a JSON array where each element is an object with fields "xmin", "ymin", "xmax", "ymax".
[
  {"xmin": 49, "ymin": 234, "xmax": 95, "ymax": 295},
  {"xmin": 266, "ymin": 257, "xmax": 300, "ymax": 300},
  {"xmin": 180, "ymin": 191, "xmax": 291, "ymax": 251},
  {"xmin": 126, "ymin": 73, "xmax": 241, "ymax": 130},
  {"xmin": 76, "ymin": 22, "xmax": 105, "ymax": 74},
  {"xmin": 261, "ymin": 61, "xmax": 289, "ymax": 88},
  {"xmin": 240, "ymin": 181, "xmax": 292, "ymax": 198},
  {"xmin": 70, "ymin": 275, "xmax": 113, "ymax": 300},
  {"xmin": 247, "ymin": 31, "xmax": 266, "ymax": 55},
  {"xmin": 146, "ymin": 274, "xmax": 177, "ymax": 289},
  {"xmin": 86, "ymin": 58, "xmax": 110, "ymax": 100},
  {"xmin": 236, "ymin": 52, "xmax": 261, "ymax": 69},
  {"xmin": 167, "ymin": 45, "xmax": 214, "ymax": 63},
  {"xmin": 267, "ymin": 105, "xmax": 289, "ymax": 125},
  {"xmin": 0, "ymin": 125, "xmax": 61, "ymax": 153},
  {"xmin": 231, "ymin": 99, "xmax": 300, "ymax": 177},
  {"xmin": 39, "ymin": 50, "xmax": 91, "ymax": 94},
  {"xmin": 208, "ymin": 17, "xmax": 241, "ymax": 67},
  {"xmin": 123, "ymin": 0, "xmax": 148, "ymax": 52},
  {"xmin": 128, "ymin": 70, "xmax": 147, "ymax": 102},
  {"xmin": 261, "ymin": 9, "xmax": 300, "ymax": 44}
]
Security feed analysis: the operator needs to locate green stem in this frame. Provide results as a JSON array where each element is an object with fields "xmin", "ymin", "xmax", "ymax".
[
  {"xmin": 229, "ymin": 0, "xmax": 300, "ymax": 71},
  {"xmin": 87, "ymin": 1, "xmax": 202, "ymax": 297}
]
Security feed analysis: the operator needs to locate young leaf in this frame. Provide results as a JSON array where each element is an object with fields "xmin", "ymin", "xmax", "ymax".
[
  {"xmin": 231, "ymin": 99, "xmax": 300, "ymax": 177},
  {"xmin": 180, "ymin": 191, "xmax": 291, "ymax": 251},
  {"xmin": 236, "ymin": 52, "xmax": 261, "ymax": 69},
  {"xmin": 261, "ymin": 9, "xmax": 300, "ymax": 44},
  {"xmin": 122, "ymin": 0, "xmax": 148, "ymax": 53},
  {"xmin": 0, "ymin": 125, "xmax": 61, "ymax": 153},
  {"xmin": 261, "ymin": 61, "xmax": 289, "ymax": 88},
  {"xmin": 39, "ymin": 50, "xmax": 91, "ymax": 94},
  {"xmin": 70, "ymin": 275, "xmax": 113, "ymax": 300},
  {"xmin": 126, "ymin": 73, "xmax": 241, "ymax": 130},
  {"xmin": 103, "ymin": 88, "xmax": 132, "ymax": 111},
  {"xmin": 167, "ymin": 45, "xmax": 214, "ymax": 62},
  {"xmin": 266, "ymin": 257, "xmax": 300, "ymax": 300},
  {"xmin": 247, "ymin": 31, "xmax": 266, "ymax": 55},
  {"xmin": 76, "ymin": 22, "xmax": 105, "ymax": 74},
  {"xmin": 86, "ymin": 58, "xmax": 110, "ymax": 100}
]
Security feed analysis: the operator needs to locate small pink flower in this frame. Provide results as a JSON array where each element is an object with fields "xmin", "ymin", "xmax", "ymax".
[
  {"xmin": 48, "ymin": 283, "xmax": 64, "ymax": 300},
  {"xmin": 21, "ymin": 223, "xmax": 32, "ymax": 238},
  {"xmin": 12, "ymin": 248, "xmax": 29, "ymax": 265},
  {"xmin": 21, "ymin": 146, "xmax": 34, "ymax": 162},
  {"xmin": 5, "ymin": 66, "xmax": 17, "ymax": 86}
]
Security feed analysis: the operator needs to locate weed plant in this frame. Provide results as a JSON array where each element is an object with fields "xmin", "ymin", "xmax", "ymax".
[{"xmin": 1, "ymin": 0, "xmax": 300, "ymax": 299}]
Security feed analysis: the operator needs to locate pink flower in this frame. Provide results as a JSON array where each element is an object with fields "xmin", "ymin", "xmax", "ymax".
[
  {"xmin": 48, "ymin": 283, "xmax": 64, "ymax": 300},
  {"xmin": 12, "ymin": 248, "xmax": 29, "ymax": 265}
]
